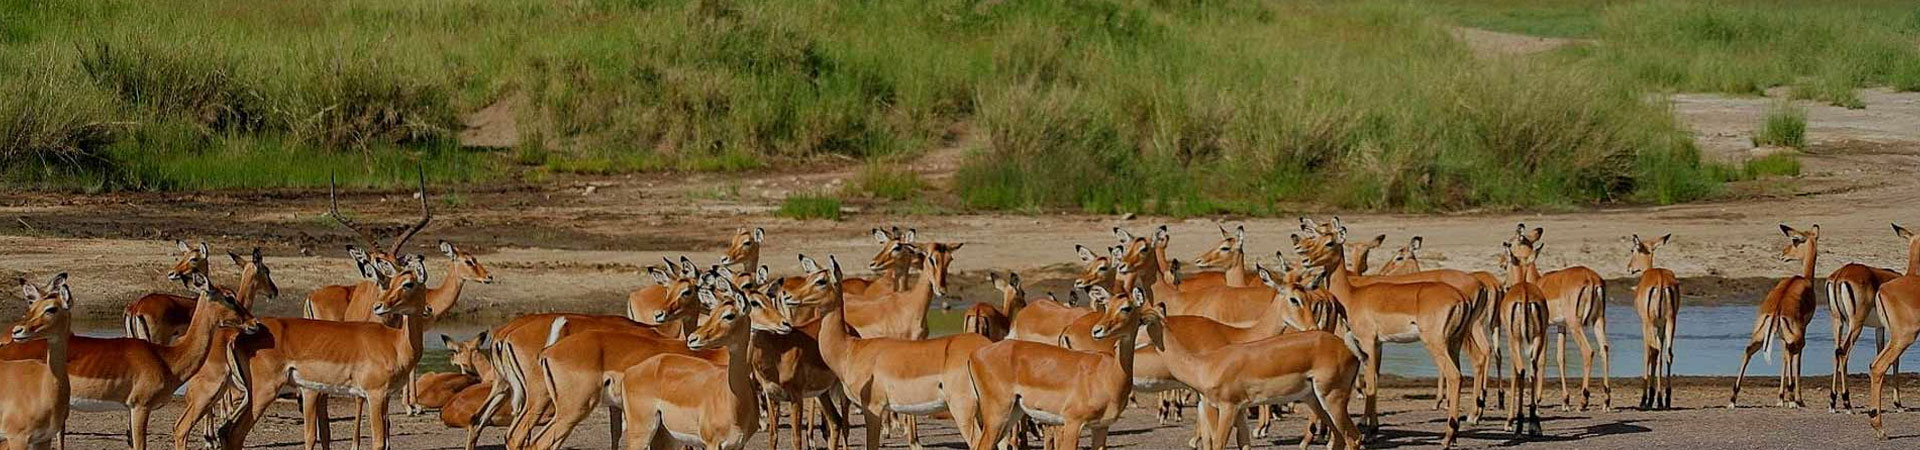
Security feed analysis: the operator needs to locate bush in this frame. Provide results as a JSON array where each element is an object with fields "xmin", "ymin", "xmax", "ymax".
[
  {"xmin": 1753, "ymin": 102, "xmax": 1808, "ymax": 148},
  {"xmin": 778, "ymin": 192, "xmax": 843, "ymax": 220}
]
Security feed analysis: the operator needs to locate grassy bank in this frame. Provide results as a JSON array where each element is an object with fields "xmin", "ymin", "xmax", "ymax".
[{"xmin": 2, "ymin": 0, "xmax": 1907, "ymax": 211}]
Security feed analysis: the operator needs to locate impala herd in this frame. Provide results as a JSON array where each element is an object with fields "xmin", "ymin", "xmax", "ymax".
[{"xmin": 9, "ymin": 189, "xmax": 1920, "ymax": 450}]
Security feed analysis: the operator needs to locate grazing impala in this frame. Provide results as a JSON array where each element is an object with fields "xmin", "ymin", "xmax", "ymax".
[
  {"xmin": 123, "ymin": 240, "xmax": 212, "ymax": 344},
  {"xmin": 1296, "ymin": 232, "xmax": 1470, "ymax": 447},
  {"xmin": 0, "ymin": 274, "xmax": 75, "ymax": 450},
  {"xmin": 783, "ymin": 255, "xmax": 990, "ymax": 450},
  {"xmin": 1627, "ymin": 234, "xmax": 1680, "ymax": 410},
  {"xmin": 196, "ymin": 259, "xmax": 432, "ymax": 450},
  {"xmin": 1867, "ymin": 223, "xmax": 1920, "ymax": 438},
  {"xmin": 533, "ymin": 277, "xmax": 792, "ymax": 450},
  {"xmin": 1507, "ymin": 224, "xmax": 1613, "ymax": 411},
  {"xmin": 968, "ymin": 286, "xmax": 1156, "ymax": 450},
  {"xmin": 963, "ymin": 272, "xmax": 1029, "ymax": 341},
  {"xmin": 3, "ymin": 255, "xmax": 266, "ymax": 450},
  {"xmin": 1828, "ymin": 225, "xmax": 1912, "ymax": 412},
  {"xmin": 1499, "ymin": 241, "xmax": 1550, "ymax": 436},
  {"xmin": 1731, "ymin": 224, "xmax": 1820, "ymax": 410}
]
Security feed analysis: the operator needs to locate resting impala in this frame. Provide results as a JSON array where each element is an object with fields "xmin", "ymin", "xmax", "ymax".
[
  {"xmin": 1506, "ymin": 224, "xmax": 1613, "ymax": 411},
  {"xmin": 197, "ymin": 259, "xmax": 432, "ymax": 450},
  {"xmin": 1159, "ymin": 277, "xmax": 1364, "ymax": 450},
  {"xmin": 1828, "ymin": 225, "xmax": 1912, "ymax": 412},
  {"xmin": 3, "ymin": 254, "xmax": 267, "ymax": 450},
  {"xmin": 533, "ymin": 277, "xmax": 793, "ymax": 450},
  {"xmin": 123, "ymin": 240, "xmax": 212, "ymax": 344},
  {"xmin": 416, "ymin": 336, "xmax": 486, "ymax": 413},
  {"xmin": 1499, "ymin": 241, "xmax": 1549, "ymax": 436},
  {"xmin": 775, "ymin": 255, "xmax": 985, "ymax": 450},
  {"xmin": 439, "ymin": 333, "xmax": 513, "ymax": 430},
  {"xmin": 1297, "ymin": 233, "xmax": 1470, "ymax": 447},
  {"xmin": 963, "ymin": 272, "xmax": 1029, "ymax": 341},
  {"xmin": 0, "ymin": 273, "xmax": 75, "ymax": 450},
  {"xmin": 1731, "ymin": 224, "xmax": 1820, "ymax": 410},
  {"xmin": 1627, "ymin": 234, "xmax": 1680, "ymax": 410},
  {"xmin": 1867, "ymin": 223, "xmax": 1920, "ymax": 438},
  {"xmin": 968, "ymin": 286, "xmax": 1155, "ymax": 450}
]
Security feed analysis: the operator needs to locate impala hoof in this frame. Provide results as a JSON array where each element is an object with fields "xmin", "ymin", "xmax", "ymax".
[{"xmin": 1725, "ymin": 402, "xmax": 1737, "ymax": 410}]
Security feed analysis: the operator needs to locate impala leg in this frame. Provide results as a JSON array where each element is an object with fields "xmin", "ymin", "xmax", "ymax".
[
  {"xmin": 1090, "ymin": 425, "xmax": 1111, "ymax": 450},
  {"xmin": 1832, "ymin": 312, "xmax": 1853, "ymax": 412},
  {"xmin": 1640, "ymin": 317, "xmax": 1659, "ymax": 410},
  {"xmin": 862, "ymin": 411, "xmax": 884, "ymax": 450},
  {"xmin": 1869, "ymin": 326, "xmax": 1918, "ymax": 440},
  {"xmin": 1424, "ymin": 339, "xmax": 1463, "ymax": 449},
  {"xmin": 1662, "ymin": 310, "xmax": 1678, "ymax": 410},
  {"xmin": 619, "ymin": 405, "xmax": 662, "ymax": 450},
  {"xmin": 1729, "ymin": 315, "xmax": 1770, "ymax": 409},
  {"xmin": 352, "ymin": 398, "xmax": 366, "ymax": 450},
  {"xmin": 1788, "ymin": 335, "xmax": 1808, "ymax": 408},
  {"xmin": 813, "ymin": 394, "xmax": 849, "ymax": 450},
  {"xmin": 171, "ymin": 373, "xmax": 224, "ymax": 450},
  {"xmin": 1468, "ymin": 320, "xmax": 1494, "ymax": 423},
  {"xmin": 1553, "ymin": 330, "xmax": 1570, "ymax": 411},
  {"xmin": 1564, "ymin": 319, "xmax": 1597, "ymax": 411},
  {"xmin": 527, "ymin": 372, "xmax": 603, "ymax": 450},
  {"xmin": 130, "ymin": 405, "xmax": 151, "ymax": 450},
  {"xmin": 1052, "ymin": 421, "xmax": 1083, "ymax": 450},
  {"xmin": 466, "ymin": 387, "xmax": 512, "ymax": 450},
  {"xmin": 1362, "ymin": 338, "xmax": 1384, "ymax": 436},
  {"xmin": 1528, "ymin": 334, "xmax": 1547, "ymax": 437},
  {"xmin": 1505, "ymin": 317, "xmax": 1524, "ymax": 433},
  {"xmin": 301, "ymin": 391, "xmax": 329, "ymax": 450},
  {"xmin": 366, "ymin": 392, "xmax": 392, "ymax": 450},
  {"xmin": 1592, "ymin": 309, "xmax": 1613, "ymax": 411}
]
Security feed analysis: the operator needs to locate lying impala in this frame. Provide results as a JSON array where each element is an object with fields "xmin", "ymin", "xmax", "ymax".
[
  {"xmin": 1499, "ymin": 241, "xmax": 1550, "ymax": 436},
  {"xmin": 963, "ymin": 272, "xmax": 1029, "ymax": 341},
  {"xmin": 786, "ymin": 255, "xmax": 990, "ymax": 450},
  {"xmin": 535, "ymin": 277, "xmax": 792, "ymax": 450},
  {"xmin": 1627, "ymin": 234, "xmax": 1680, "ymax": 410},
  {"xmin": 196, "ymin": 259, "xmax": 432, "ymax": 450},
  {"xmin": 969, "ymin": 286, "xmax": 1156, "ymax": 450},
  {"xmin": 1867, "ymin": 223, "xmax": 1920, "ymax": 438},
  {"xmin": 3, "ymin": 254, "xmax": 268, "ymax": 450},
  {"xmin": 1828, "ymin": 225, "xmax": 1911, "ymax": 412},
  {"xmin": 0, "ymin": 273, "xmax": 76, "ymax": 450},
  {"xmin": 123, "ymin": 240, "xmax": 212, "ymax": 344},
  {"xmin": 1731, "ymin": 224, "xmax": 1820, "ymax": 410},
  {"xmin": 617, "ymin": 281, "xmax": 795, "ymax": 449},
  {"xmin": 1507, "ymin": 224, "xmax": 1613, "ymax": 411},
  {"xmin": 1296, "ymin": 233, "xmax": 1470, "ymax": 447}
]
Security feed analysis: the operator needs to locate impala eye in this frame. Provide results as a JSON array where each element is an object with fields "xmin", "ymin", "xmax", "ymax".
[{"xmin": 722, "ymin": 313, "xmax": 738, "ymax": 321}]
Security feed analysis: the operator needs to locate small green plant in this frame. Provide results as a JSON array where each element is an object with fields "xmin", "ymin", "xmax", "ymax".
[
  {"xmin": 778, "ymin": 192, "xmax": 843, "ymax": 221},
  {"xmin": 1753, "ymin": 101, "xmax": 1807, "ymax": 149},
  {"xmin": 849, "ymin": 163, "xmax": 925, "ymax": 200},
  {"xmin": 1743, "ymin": 152, "xmax": 1801, "ymax": 178}
]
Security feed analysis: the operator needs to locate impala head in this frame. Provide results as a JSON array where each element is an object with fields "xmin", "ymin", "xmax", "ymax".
[
  {"xmin": 1112, "ymin": 227, "xmax": 1157, "ymax": 276},
  {"xmin": 442, "ymin": 332, "xmax": 490, "ymax": 376},
  {"xmin": 1778, "ymin": 223, "xmax": 1819, "ymax": 263},
  {"xmin": 909, "ymin": 242, "xmax": 964, "ymax": 298},
  {"xmin": 1072, "ymin": 244, "xmax": 1114, "ymax": 291},
  {"xmin": 1257, "ymin": 264, "xmax": 1337, "ymax": 332},
  {"xmin": 637, "ymin": 257, "xmax": 704, "ymax": 325},
  {"xmin": 1377, "ymin": 236, "xmax": 1423, "ymax": 275},
  {"xmin": 989, "ymin": 271, "xmax": 1027, "ymax": 310},
  {"xmin": 1293, "ymin": 229, "xmax": 1347, "ymax": 271},
  {"xmin": 688, "ymin": 282, "xmax": 791, "ymax": 351},
  {"xmin": 1504, "ymin": 223, "xmax": 1546, "ymax": 263},
  {"xmin": 785, "ymin": 254, "xmax": 844, "ymax": 308},
  {"xmin": 720, "ymin": 227, "xmax": 765, "ymax": 268},
  {"xmin": 1087, "ymin": 286, "xmax": 1153, "ymax": 340},
  {"xmin": 439, "ymin": 241, "xmax": 495, "ymax": 284},
  {"xmin": 12, "ymin": 273, "xmax": 72, "ymax": 341},
  {"xmin": 371, "ymin": 256, "xmax": 432, "ymax": 318},
  {"xmin": 868, "ymin": 227, "xmax": 924, "ymax": 274},
  {"xmin": 1345, "ymin": 233, "xmax": 1388, "ymax": 273},
  {"xmin": 188, "ymin": 272, "xmax": 261, "ymax": 334},
  {"xmin": 1193, "ymin": 224, "xmax": 1246, "ymax": 269},
  {"xmin": 227, "ymin": 247, "xmax": 280, "ymax": 301},
  {"xmin": 1626, "ymin": 233, "xmax": 1671, "ymax": 276},
  {"xmin": 168, "ymin": 240, "xmax": 211, "ymax": 284},
  {"xmin": 346, "ymin": 245, "xmax": 403, "ymax": 289},
  {"xmin": 1894, "ymin": 223, "xmax": 1920, "ymax": 256},
  {"xmin": 1501, "ymin": 239, "xmax": 1541, "ymax": 282}
]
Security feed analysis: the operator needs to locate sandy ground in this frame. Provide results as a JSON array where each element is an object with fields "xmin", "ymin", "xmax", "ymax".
[{"xmin": 48, "ymin": 380, "xmax": 1920, "ymax": 450}]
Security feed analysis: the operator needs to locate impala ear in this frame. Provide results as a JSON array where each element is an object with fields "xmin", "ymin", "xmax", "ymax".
[
  {"xmin": 1129, "ymin": 287, "xmax": 1148, "ymax": 307},
  {"xmin": 1108, "ymin": 245, "xmax": 1124, "ymax": 260},
  {"xmin": 1298, "ymin": 217, "xmax": 1317, "ymax": 233},
  {"xmin": 252, "ymin": 247, "xmax": 264, "ymax": 264},
  {"xmin": 1289, "ymin": 234, "xmax": 1303, "ymax": 246},
  {"xmin": 754, "ymin": 265, "xmax": 770, "ymax": 286},
  {"xmin": 474, "ymin": 331, "xmax": 490, "ymax": 347},
  {"xmin": 199, "ymin": 242, "xmax": 210, "ymax": 258},
  {"xmin": 989, "ymin": 272, "xmax": 1005, "ymax": 289},
  {"xmin": 715, "ymin": 266, "xmax": 737, "ymax": 285},
  {"xmin": 1779, "ymin": 223, "xmax": 1795, "ymax": 237},
  {"xmin": 1007, "ymin": 272, "xmax": 1021, "ymax": 289},
  {"xmin": 1087, "ymin": 286, "xmax": 1113, "ymax": 304},
  {"xmin": 178, "ymin": 240, "xmax": 192, "ymax": 254},
  {"xmin": 19, "ymin": 277, "xmax": 40, "ymax": 303},
  {"xmin": 409, "ymin": 255, "xmax": 430, "ymax": 285},
  {"xmin": 696, "ymin": 287, "xmax": 719, "ymax": 309},
  {"xmin": 229, "ymin": 252, "xmax": 246, "ymax": 267},
  {"xmin": 1656, "ymin": 234, "xmax": 1672, "ymax": 249},
  {"xmin": 1218, "ymin": 223, "xmax": 1230, "ymax": 238},
  {"xmin": 1515, "ymin": 223, "xmax": 1528, "ymax": 237},
  {"xmin": 1256, "ymin": 264, "xmax": 1278, "ymax": 289},
  {"xmin": 1153, "ymin": 225, "xmax": 1170, "ymax": 245},
  {"xmin": 1526, "ymin": 227, "xmax": 1544, "ymax": 243},
  {"xmin": 799, "ymin": 255, "xmax": 820, "ymax": 274},
  {"xmin": 872, "ymin": 228, "xmax": 890, "ymax": 244},
  {"xmin": 903, "ymin": 228, "xmax": 917, "ymax": 244},
  {"xmin": 1896, "ymin": 223, "xmax": 1914, "ymax": 240},
  {"xmin": 1113, "ymin": 227, "xmax": 1134, "ymax": 243},
  {"xmin": 49, "ymin": 273, "xmax": 70, "ymax": 306},
  {"xmin": 1332, "ymin": 216, "xmax": 1346, "ymax": 231},
  {"xmin": 827, "ymin": 256, "xmax": 844, "ymax": 284},
  {"xmin": 752, "ymin": 227, "xmax": 765, "ymax": 243},
  {"xmin": 440, "ymin": 240, "xmax": 458, "ymax": 258},
  {"xmin": 1234, "ymin": 225, "xmax": 1246, "ymax": 247},
  {"xmin": 1369, "ymin": 234, "xmax": 1386, "ymax": 248},
  {"xmin": 441, "ymin": 334, "xmax": 456, "ymax": 348},
  {"xmin": 677, "ymin": 256, "xmax": 697, "ymax": 278},
  {"xmin": 1076, "ymin": 245, "xmax": 1097, "ymax": 263}
]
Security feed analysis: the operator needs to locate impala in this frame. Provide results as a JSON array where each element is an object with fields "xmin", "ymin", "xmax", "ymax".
[
  {"xmin": 123, "ymin": 240, "xmax": 212, "ymax": 344},
  {"xmin": 533, "ymin": 278, "xmax": 793, "ymax": 450},
  {"xmin": 1506, "ymin": 225, "xmax": 1613, "ymax": 411},
  {"xmin": 0, "ymin": 274, "xmax": 75, "ymax": 450},
  {"xmin": 963, "ymin": 272, "xmax": 1029, "ymax": 341},
  {"xmin": 303, "ymin": 170, "xmax": 432, "ymax": 324},
  {"xmin": 184, "ymin": 259, "xmax": 430, "ymax": 450},
  {"xmin": 1730, "ymin": 224, "xmax": 1820, "ymax": 410},
  {"xmin": 751, "ymin": 278, "xmax": 852, "ymax": 450},
  {"xmin": 1827, "ymin": 225, "xmax": 1911, "ymax": 412},
  {"xmin": 3, "ymin": 254, "xmax": 266, "ymax": 450},
  {"xmin": 415, "ymin": 337, "xmax": 485, "ymax": 413},
  {"xmin": 1867, "ymin": 222, "xmax": 1920, "ymax": 438},
  {"xmin": 1376, "ymin": 236, "xmax": 1423, "ymax": 276},
  {"xmin": 1298, "ymin": 217, "xmax": 1387, "ymax": 275},
  {"xmin": 968, "ymin": 286, "xmax": 1156, "ymax": 450},
  {"xmin": 787, "ymin": 255, "xmax": 991, "ymax": 450},
  {"xmin": 1072, "ymin": 244, "xmax": 1118, "ymax": 295},
  {"xmin": 854, "ymin": 227, "xmax": 922, "ymax": 298},
  {"xmin": 617, "ymin": 284, "xmax": 784, "ymax": 450},
  {"xmin": 1184, "ymin": 225, "xmax": 1255, "ymax": 289},
  {"xmin": 1499, "ymin": 241, "xmax": 1549, "ymax": 436},
  {"xmin": 1627, "ymin": 234, "xmax": 1680, "ymax": 410},
  {"xmin": 626, "ymin": 257, "xmax": 704, "ymax": 335},
  {"xmin": 1296, "ymin": 233, "xmax": 1470, "ymax": 447},
  {"xmin": 840, "ymin": 242, "xmax": 961, "ymax": 340}
]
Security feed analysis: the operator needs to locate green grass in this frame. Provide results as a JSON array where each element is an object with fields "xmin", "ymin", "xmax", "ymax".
[
  {"xmin": 4, "ymin": 0, "xmax": 1908, "ymax": 211},
  {"xmin": 1754, "ymin": 102, "xmax": 1808, "ymax": 149},
  {"xmin": 777, "ymin": 192, "xmax": 843, "ymax": 221},
  {"xmin": 1745, "ymin": 153, "xmax": 1802, "ymax": 178}
]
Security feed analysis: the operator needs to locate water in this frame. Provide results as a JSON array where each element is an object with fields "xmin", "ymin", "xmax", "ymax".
[{"xmin": 1373, "ymin": 304, "xmax": 1920, "ymax": 377}]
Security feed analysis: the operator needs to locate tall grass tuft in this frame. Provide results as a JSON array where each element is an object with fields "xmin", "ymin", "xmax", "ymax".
[
  {"xmin": 0, "ymin": 75, "xmax": 121, "ymax": 184},
  {"xmin": 778, "ymin": 191, "xmax": 843, "ymax": 221},
  {"xmin": 849, "ymin": 162, "xmax": 925, "ymax": 200},
  {"xmin": 1753, "ymin": 102, "xmax": 1808, "ymax": 149}
]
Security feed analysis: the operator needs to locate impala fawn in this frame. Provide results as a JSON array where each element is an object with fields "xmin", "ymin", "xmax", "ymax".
[
  {"xmin": 1627, "ymin": 234, "xmax": 1680, "ymax": 410},
  {"xmin": 0, "ymin": 273, "xmax": 76, "ymax": 450},
  {"xmin": 1731, "ymin": 224, "xmax": 1820, "ymax": 409}
]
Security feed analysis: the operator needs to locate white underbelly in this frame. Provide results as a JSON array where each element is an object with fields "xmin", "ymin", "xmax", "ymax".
[
  {"xmin": 1134, "ymin": 377, "xmax": 1185, "ymax": 393},
  {"xmin": 292, "ymin": 370, "xmax": 366, "ymax": 397},
  {"xmin": 890, "ymin": 398, "xmax": 948, "ymax": 415},
  {"xmin": 1247, "ymin": 390, "xmax": 1311, "ymax": 407},
  {"xmin": 1381, "ymin": 325, "xmax": 1422, "ymax": 343},
  {"xmin": 1019, "ymin": 398, "xmax": 1066, "ymax": 426}
]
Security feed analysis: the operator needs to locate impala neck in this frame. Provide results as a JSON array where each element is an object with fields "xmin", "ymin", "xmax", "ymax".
[
  {"xmin": 161, "ymin": 295, "xmax": 222, "ymax": 378},
  {"xmin": 1906, "ymin": 242, "xmax": 1919, "ymax": 276},
  {"xmin": 472, "ymin": 350, "xmax": 498, "ymax": 385},
  {"xmin": 1223, "ymin": 250, "xmax": 1248, "ymax": 287},
  {"xmin": 234, "ymin": 272, "xmax": 260, "ymax": 309},
  {"xmin": 1801, "ymin": 243, "xmax": 1819, "ymax": 280},
  {"xmin": 427, "ymin": 261, "xmax": 470, "ymax": 315},
  {"xmin": 1109, "ymin": 322, "xmax": 1143, "ymax": 401},
  {"xmin": 1323, "ymin": 252, "xmax": 1357, "ymax": 308},
  {"xmin": 727, "ymin": 327, "xmax": 756, "ymax": 425},
  {"xmin": 1001, "ymin": 292, "xmax": 1026, "ymax": 323},
  {"xmin": 817, "ymin": 293, "xmax": 854, "ymax": 377},
  {"xmin": 395, "ymin": 314, "xmax": 427, "ymax": 370}
]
